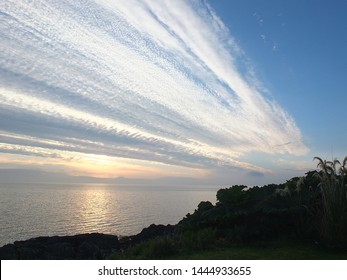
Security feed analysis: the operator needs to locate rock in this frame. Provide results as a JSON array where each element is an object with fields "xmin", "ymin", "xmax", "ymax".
[
  {"xmin": 137, "ymin": 224, "xmax": 175, "ymax": 240},
  {"xmin": 76, "ymin": 241, "xmax": 100, "ymax": 260},
  {"xmin": 0, "ymin": 244, "xmax": 18, "ymax": 260},
  {"xmin": 120, "ymin": 224, "xmax": 175, "ymax": 247},
  {"xmin": 47, "ymin": 242, "xmax": 75, "ymax": 260},
  {"xmin": 0, "ymin": 226, "xmax": 175, "ymax": 259},
  {"xmin": 0, "ymin": 233, "xmax": 120, "ymax": 260}
]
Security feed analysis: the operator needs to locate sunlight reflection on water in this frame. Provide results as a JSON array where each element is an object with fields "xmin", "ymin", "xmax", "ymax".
[{"xmin": 0, "ymin": 183, "xmax": 219, "ymax": 246}]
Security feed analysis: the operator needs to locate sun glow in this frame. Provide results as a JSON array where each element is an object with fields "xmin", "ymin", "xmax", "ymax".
[{"xmin": 0, "ymin": 0, "xmax": 310, "ymax": 183}]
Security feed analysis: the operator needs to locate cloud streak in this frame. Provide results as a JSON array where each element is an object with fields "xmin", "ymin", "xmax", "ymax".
[{"xmin": 0, "ymin": 0, "xmax": 308, "ymax": 176}]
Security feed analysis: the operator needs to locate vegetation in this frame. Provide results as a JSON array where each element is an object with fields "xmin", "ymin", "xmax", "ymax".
[
  {"xmin": 313, "ymin": 156, "xmax": 347, "ymax": 247},
  {"xmin": 112, "ymin": 156, "xmax": 347, "ymax": 259}
]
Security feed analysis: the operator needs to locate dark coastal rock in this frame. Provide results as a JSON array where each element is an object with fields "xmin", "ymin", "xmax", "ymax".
[
  {"xmin": 135, "ymin": 224, "xmax": 175, "ymax": 241},
  {"xmin": 120, "ymin": 224, "xmax": 175, "ymax": 247},
  {"xmin": 0, "ymin": 224, "xmax": 175, "ymax": 259},
  {"xmin": 0, "ymin": 233, "xmax": 120, "ymax": 260},
  {"xmin": 0, "ymin": 244, "xmax": 19, "ymax": 260}
]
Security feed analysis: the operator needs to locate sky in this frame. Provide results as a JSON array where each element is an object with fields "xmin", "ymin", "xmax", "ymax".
[{"xmin": 0, "ymin": 0, "xmax": 346, "ymax": 185}]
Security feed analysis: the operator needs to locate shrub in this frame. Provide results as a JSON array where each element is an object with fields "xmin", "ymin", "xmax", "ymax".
[
  {"xmin": 314, "ymin": 156, "xmax": 347, "ymax": 248},
  {"xmin": 179, "ymin": 228, "xmax": 216, "ymax": 251}
]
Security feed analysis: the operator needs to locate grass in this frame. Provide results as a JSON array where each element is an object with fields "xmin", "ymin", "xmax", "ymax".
[
  {"xmin": 314, "ymin": 157, "xmax": 347, "ymax": 248},
  {"xmin": 111, "ymin": 237, "xmax": 347, "ymax": 260},
  {"xmin": 174, "ymin": 242, "xmax": 347, "ymax": 260}
]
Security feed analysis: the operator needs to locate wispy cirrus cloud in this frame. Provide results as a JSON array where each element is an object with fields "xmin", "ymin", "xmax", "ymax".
[{"xmin": 0, "ymin": 0, "xmax": 308, "ymax": 177}]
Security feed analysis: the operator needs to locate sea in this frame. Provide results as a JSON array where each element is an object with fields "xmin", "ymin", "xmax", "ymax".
[{"xmin": 0, "ymin": 183, "xmax": 221, "ymax": 247}]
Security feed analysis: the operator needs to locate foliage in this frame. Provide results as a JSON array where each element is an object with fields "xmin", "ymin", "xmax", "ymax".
[
  {"xmin": 178, "ymin": 228, "xmax": 217, "ymax": 251},
  {"xmin": 114, "ymin": 156, "xmax": 347, "ymax": 259},
  {"xmin": 179, "ymin": 157, "xmax": 347, "ymax": 249},
  {"xmin": 313, "ymin": 156, "xmax": 347, "ymax": 248},
  {"xmin": 114, "ymin": 236, "xmax": 176, "ymax": 259},
  {"xmin": 179, "ymin": 180, "xmax": 317, "ymax": 242},
  {"xmin": 216, "ymin": 185, "xmax": 248, "ymax": 205},
  {"xmin": 112, "ymin": 228, "xmax": 217, "ymax": 259},
  {"xmin": 173, "ymin": 239, "xmax": 347, "ymax": 260}
]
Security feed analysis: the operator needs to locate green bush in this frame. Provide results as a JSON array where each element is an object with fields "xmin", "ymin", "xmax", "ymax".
[
  {"xmin": 115, "ymin": 236, "xmax": 176, "ymax": 259},
  {"xmin": 179, "ymin": 228, "xmax": 216, "ymax": 250}
]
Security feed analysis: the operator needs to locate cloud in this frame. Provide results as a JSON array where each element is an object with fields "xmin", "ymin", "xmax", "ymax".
[
  {"xmin": 253, "ymin": 12, "xmax": 264, "ymax": 26},
  {"xmin": 0, "ymin": 0, "xmax": 309, "ymax": 175},
  {"xmin": 260, "ymin": 34, "xmax": 266, "ymax": 43}
]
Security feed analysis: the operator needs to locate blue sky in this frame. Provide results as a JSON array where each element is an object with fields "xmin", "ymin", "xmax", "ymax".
[
  {"xmin": 211, "ymin": 0, "xmax": 347, "ymax": 156},
  {"xmin": 0, "ymin": 0, "xmax": 345, "ymax": 185}
]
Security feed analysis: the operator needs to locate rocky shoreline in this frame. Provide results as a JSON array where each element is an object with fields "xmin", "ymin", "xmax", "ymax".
[{"xmin": 0, "ymin": 224, "xmax": 175, "ymax": 260}]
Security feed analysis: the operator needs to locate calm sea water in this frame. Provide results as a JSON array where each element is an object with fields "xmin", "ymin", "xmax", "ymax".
[{"xmin": 0, "ymin": 183, "xmax": 220, "ymax": 246}]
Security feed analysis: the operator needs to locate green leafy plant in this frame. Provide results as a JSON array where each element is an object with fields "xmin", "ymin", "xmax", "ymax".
[{"xmin": 314, "ymin": 156, "xmax": 347, "ymax": 248}]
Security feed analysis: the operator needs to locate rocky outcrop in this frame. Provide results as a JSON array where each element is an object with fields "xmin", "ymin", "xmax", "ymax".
[
  {"xmin": 0, "ymin": 233, "xmax": 120, "ymax": 260},
  {"xmin": 0, "ymin": 224, "xmax": 175, "ymax": 260},
  {"xmin": 120, "ymin": 224, "xmax": 175, "ymax": 248},
  {"xmin": 134, "ymin": 224, "xmax": 175, "ymax": 242}
]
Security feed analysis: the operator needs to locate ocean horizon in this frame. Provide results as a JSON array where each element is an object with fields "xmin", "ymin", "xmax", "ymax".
[{"xmin": 0, "ymin": 182, "xmax": 220, "ymax": 247}]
